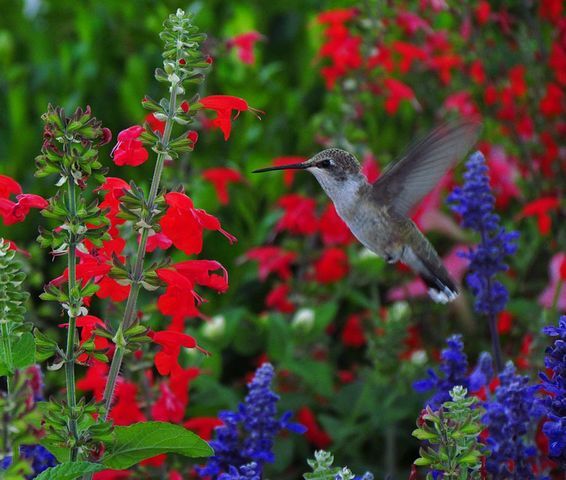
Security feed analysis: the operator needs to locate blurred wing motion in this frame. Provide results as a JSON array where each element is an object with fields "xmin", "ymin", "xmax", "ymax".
[{"xmin": 371, "ymin": 119, "xmax": 481, "ymax": 216}]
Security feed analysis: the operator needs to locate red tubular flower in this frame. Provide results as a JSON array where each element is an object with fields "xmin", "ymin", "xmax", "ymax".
[
  {"xmin": 319, "ymin": 204, "xmax": 353, "ymax": 246},
  {"xmin": 159, "ymin": 192, "xmax": 236, "ymax": 256},
  {"xmin": 227, "ymin": 31, "xmax": 264, "ymax": 65},
  {"xmin": 443, "ymin": 91, "xmax": 478, "ymax": 116},
  {"xmin": 110, "ymin": 381, "xmax": 146, "ymax": 426},
  {"xmin": 96, "ymin": 177, "xmax": 131, "ymax": 236},
  {"xmin": 266, "ymin": 283, "xmax": 295, "ymax": 313},
  {"xmin": 173, "ymin": 259, "xmax": 229, "ymax": 293},
  {"xmin": 111, "ymin": 126, "xmax": 148, "ymax": 167},
  {"xmin": 202, "ymin": 167, "xmax": 242, "ymax": 205},
  {"xmin": 271, "ymin": 157, "xmax": 306, "ymax": 187},
  {"xmin": 314, "ymin": 247, "xmax": 349, "ymax": 284},
  {"xmin": 474, "ymin": 0, "xmax": 491, "ymax": 25},
  {"xmin": 146, "ymin": 233, "xmax": 173, "ymax": 252},
  {"xmin": 276, "ymin": 194, "xmax": 319, "ymax": 235},
  {"xmin": 246, "ymin": 246, "xmax": 297, "ymax": 280},
  {"xmin": 145, "ymin": 113, "xmax": 165, "ymax": 135},
  {"xmin": 392, "ymin": 41, "xmax": 426, "ymax": 73},
  {"xmin": 59, "ymin": 315, "xmax": 110, "ymax": 364},
  {"xmin": 396, "ymin": 11, "xmax": 430, "ymax": 35},
  {"xmin": 0, "ymin": 175, "xmax": 22, "ymax": 198},
  {"xmin": 76, "ymin": 361, "xmax": 109, "ymax": 401},
  {"xmin": 150, "ymin": 330, "xmax": 207, "ymax": 376},
  {"xmin": 199, "ymin": 95, "xmax": 262, "ymax": 140},
  {"xmin": 497, "ymin": 311, "xmax": 513, "ymax": 335},
  {"xmin": 0, "ymin": 194, "xmax": 48, "ymax": 226},
  {"xmin": 519, "ymin": 196, "xmax": 560, "ymax": 235},
  {"xmin": 156, "ymin": 268, "xmax": 202, "ymax": 324},
  {"xmin": 152, "ymin": 366, "xmax": 199, "ymax": 423},
  {"xmin": 296, "ymin": 406, "xmax": 332, "ymax": 449}
]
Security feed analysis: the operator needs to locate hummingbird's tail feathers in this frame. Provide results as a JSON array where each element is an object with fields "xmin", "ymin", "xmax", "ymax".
[
  {"xmin": 402, "ymin": 246, "xmax": 459, "ymax": 304},
  {"xmin": 420, "ymin": 269, "xmax": 459, "ymax": 304}
]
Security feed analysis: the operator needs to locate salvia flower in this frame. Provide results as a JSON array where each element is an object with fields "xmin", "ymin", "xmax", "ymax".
[
  {"xmin": 482, "ymin": 362, "xmax": 542, "ymax": 479},
  {"xmin": 197, "ymin": 363, "xmax": 305, "ymax": 478},
  {"xmin": 539, "ymin": 316, "xmax": 566, "ymax": 466},
  {"xmin": 111, "ymin": 125, "xmax": 148, "ymax": 166},
  {"xmin": 413, "ymin": 334, "xmax": 469, "ymax": 409},
  {"xmin": 448, "ymin": 151, "xmax": 519, "ymax": 317}
]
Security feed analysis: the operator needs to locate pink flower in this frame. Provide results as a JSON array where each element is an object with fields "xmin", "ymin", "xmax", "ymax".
[{"xmin": 538, "ymin": 252, "xmax": 566, "ymax": 312}]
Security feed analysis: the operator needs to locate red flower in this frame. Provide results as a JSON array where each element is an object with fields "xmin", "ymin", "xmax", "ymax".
[
  {"xmin": 428, "ymin": 54, "xmax": 462, "ymax": 84},
  {"xmin": 110, "ymin": 381, "xmax": 146, "ymax": 426},
  {"xmin": 60, "ymin": 315, "xmax": 109, "ymax": 364},
  {"xmin": 227, "ymin": 31, "xmax": 264, "ymax": 65},
  {"xmin": 145, "ymin": 113, "xmax": 165, "ymax": 135},
  {"xmin": 319, "ymin": 204, "xmax": 353, "ymax": 246},
  {"xmin": 508, "ymin": 65, "xmax": 527, "ymax": 98},
  {"xmin": 266, "ymin": 283, "xmax": 295, "ymax": 313},
  {"xmin": 96, "ymin": 177, "xmax": 131, "ymax": 236},
  {"xmin": 174, "ymin": 259, "xmax": 229, "ymax": 293},
  {"xmin": 474, "ymin": 1, "xmax": 491, "ymax": 25},
  {"xmin": 184, "ymin": 417, "xmax": 223, "ymax": 441},
  {"xmin": 271, "ymin": 157, "xmax": 306, "ymax": 188},
  {"xmin": 538, "ymin": 252, "xmax": 566, "ymax": 312},
  {"xmin": 539, "ymin": 0, "xmax": 563, "ymax": 23},
  {"xmin": 314, "ymin": 247, "xmax": 349, "ymax": 284},
  {"xmin": 77, "ymin": 361, "xmax": 109, "ymax": 401},
  {"xmin": 443, "ymin": 91, "xmax": 478, "ymax": 116},
  {"xmin": 0, "ymin": 175, "xmax": 22, "ymax": 198},
  {"xmin": 0, "ymin": 193, "xmax": 48, "ymax": 226},
  {"xmin": 539, "ymin": 83, "xmax": 564, "ymax": 117},
  {"xmin": 156, "ymin": 269, "xmax": 202, "ymax": 326},
  {"xmin": 159, "ymin": 192, "xmax": 236, "ymax": 256},
  {"xmin": 150, "ymin": 330, "xmax": 207, "ymax": 376},
  {"xmin": 112, "ymin": 126, "xmax": 148, "ymax": 167},
  {"xmin": 199, "ymin": 95, "xmax": 262, "ymax": 140},
  {"xmin": 341, "ymin": 314, "xmax": 366, "ymax": 347},
  {"xmin": 297, "ymin": 407, "xmax": 332, "ymax": 449},
  {"xmin": 383, "ymin": 78, "xmax": 417, "ymax": 115},
  {"xmin": 152, "ymin": 366, "xmax": 199, "ymax": 423},
  {"xmin": 146, "ymin": 232, "xmax": 173, "ymax": 252},
  {"xmin": 469, "ymin": 60, "xmax": 486, "ymax": 84},
  {"xmin": 202, "ymin": 167, "xmax": 242, "ymax": 205},
  {"xmin": 317, "ymin": 8, "xmax": 357, "ymax": 24},
  {"xmin": 276, "ymin": 194, "xmax": 318, "ymax": 235},
  {"xmin": 519, "ymin": 196, "xmax": 560, "ymax": 235},
  {"xmin": 392, "ymin": 41, "xmax": 426, "ymax": 73},
  {"xmin": 246, "ymin": 246, "xmax": 297, "ymax": 280},
  {"xmin": 497, "ymin": 311, "xmax": 513, "ymax": 335}
]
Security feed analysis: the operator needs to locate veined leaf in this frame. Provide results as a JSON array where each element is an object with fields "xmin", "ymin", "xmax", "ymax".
[
  {"xmin": 34, "ymin": 462, "xmax": 105, "ymax": 480},
  {"xmin": 101, "ymin": 421, "xmax": 213, "ymax": 469}
]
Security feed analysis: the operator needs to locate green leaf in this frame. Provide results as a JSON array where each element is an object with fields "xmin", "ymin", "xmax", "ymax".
[
  {"xmin": 35, "ymin": 462, "xmax": 105, "ymax": 480},
  {"xmin": 12, "ymin": 332, "xmax": 35, "ymax": 369},
  {"xmin": 39, "ymin": 438, "xmax": 70, "ymax": 463},
  {"xmin": 101, "ymin": 421, "xmax": 212, "ymax": 469}
]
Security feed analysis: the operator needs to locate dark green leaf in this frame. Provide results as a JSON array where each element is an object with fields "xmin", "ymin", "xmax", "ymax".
[
  {"xmin": 34, "ymin": 462, "xmax": 105, "ymax": 480},
  {"xmin": 101, "ymin": 421, "xmax": 212, "ymax": 469}
]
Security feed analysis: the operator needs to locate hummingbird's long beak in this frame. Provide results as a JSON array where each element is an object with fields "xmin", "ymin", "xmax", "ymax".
[{"xmin": 252, "ymin": 162, "xmax": 309, "ymax": 173}]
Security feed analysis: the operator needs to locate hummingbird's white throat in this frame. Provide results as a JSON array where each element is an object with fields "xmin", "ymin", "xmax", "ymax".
[{"xmin": 310, "ymin": 169, "xmax": 368, "ymax": 216}]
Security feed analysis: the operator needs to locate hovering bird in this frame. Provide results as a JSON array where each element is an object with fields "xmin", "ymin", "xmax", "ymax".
[{"xmin": 253, "ymin": 119, "xmax": 481, "ymax": 303}]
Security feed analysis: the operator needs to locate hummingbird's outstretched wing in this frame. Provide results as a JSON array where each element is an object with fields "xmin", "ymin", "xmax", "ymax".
[{"xmin": 371, "ymin": 119, "xmax": 481, "ymax": 217}]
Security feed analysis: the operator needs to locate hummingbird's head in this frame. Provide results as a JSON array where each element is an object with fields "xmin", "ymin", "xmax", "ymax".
[{"xmin": 253, "ymin": 148, "xmax": 364, "ymax": 200}]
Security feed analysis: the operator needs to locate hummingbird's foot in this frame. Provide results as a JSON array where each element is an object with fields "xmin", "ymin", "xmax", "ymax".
[{"xmin": 384, "ymin": 247, "xmax": 405, "ymax": 264}]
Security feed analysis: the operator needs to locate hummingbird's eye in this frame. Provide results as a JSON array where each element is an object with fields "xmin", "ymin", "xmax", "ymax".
[{"xmin": 318, "ymin": 159, "xmax": 332, "ymax": 169}]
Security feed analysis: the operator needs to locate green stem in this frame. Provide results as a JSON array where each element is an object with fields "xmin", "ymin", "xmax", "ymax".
[
  {"xmin": 102, "ymin": 82, "xmax": 178, "ymax": 420},
  {"xmin": 1, "ymin": 321, "xmax": 12, "ymax": 456},
  {"xmin": 65, "ymin": 178, "xmax": 80, "ymax": 462}
]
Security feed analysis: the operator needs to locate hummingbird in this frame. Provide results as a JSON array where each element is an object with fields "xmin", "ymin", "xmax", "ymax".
[{"xmin": 253, "ymin": 119, "xmax": 481, "ymax": 303}]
